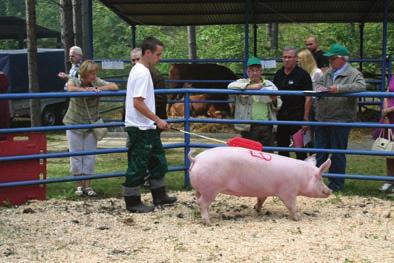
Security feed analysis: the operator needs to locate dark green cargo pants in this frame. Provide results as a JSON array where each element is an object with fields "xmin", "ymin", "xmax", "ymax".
[{"xmin": 124, "ymin": 127, "xmax": 168, "ymax": 187}]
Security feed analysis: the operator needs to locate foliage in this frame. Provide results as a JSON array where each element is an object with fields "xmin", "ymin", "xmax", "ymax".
[{"xmin": 1, "ymin": 0, "xmax": 393, "ymax": 77}]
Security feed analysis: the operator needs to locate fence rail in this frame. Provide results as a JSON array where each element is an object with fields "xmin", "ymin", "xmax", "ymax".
[{"xmin": 1, "ymin": 88, "xmax": 394, "ymax": 188}]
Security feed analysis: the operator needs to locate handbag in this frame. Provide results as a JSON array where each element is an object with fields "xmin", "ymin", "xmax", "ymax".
[
  {"xmin": 371, "ymin": 128, "xmax": 394, "ymax": 151},
  {"xmin": 291, "ymin": 129, "xmax": 304, "ymax": 148},
  {"xmin": 84, "ymin": 99, "xmax": 108, "ymax": 141}
]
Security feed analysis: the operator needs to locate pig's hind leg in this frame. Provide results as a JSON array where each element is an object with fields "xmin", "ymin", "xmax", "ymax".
[
  {"xmin": 197, "ymin": 193, "xmax": 217, "ymax": 225},
  {"xmin": 253, "ymin": 197, "xmax": 267, "ymax": 213}
]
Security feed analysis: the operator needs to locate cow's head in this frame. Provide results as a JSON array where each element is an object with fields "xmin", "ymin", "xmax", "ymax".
[{"xmin": 168, "ymin": 64, "xmax": 183, "ymax": 89}]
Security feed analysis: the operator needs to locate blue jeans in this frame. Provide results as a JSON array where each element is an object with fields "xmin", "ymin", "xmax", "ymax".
[{"xmin": 315, "ymin": 126, "xmax": 351, "ymax": 189}]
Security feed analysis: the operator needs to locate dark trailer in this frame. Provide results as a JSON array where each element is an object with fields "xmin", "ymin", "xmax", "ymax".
[{"xmin": 0, "ymin": 48, "xmax": 68, "ymax": 125}]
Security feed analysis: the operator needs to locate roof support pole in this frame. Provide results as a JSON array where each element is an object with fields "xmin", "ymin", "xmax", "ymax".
[
  {"xmin": 243, "ymin": 0, "xmax": 251, "ymax": 77},
  {"xmin": 381, "ymin": 0, "xmax": 389, "ymax": 91},
  {"xmin": 131, "ymin": 25, "xmax": 136, "ymax": 48},
  {"xmin": 359, "ymin": 23, "xmax": 364, "ymax": 72},
  {"xmin": 253, "ymin": 24, "xmax": 258, "ymax": 57}
]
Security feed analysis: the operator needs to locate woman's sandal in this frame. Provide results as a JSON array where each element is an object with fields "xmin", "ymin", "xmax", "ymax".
[{"xmin": 83, "ymin": 187, "xmax": 97, "ymax": 197}]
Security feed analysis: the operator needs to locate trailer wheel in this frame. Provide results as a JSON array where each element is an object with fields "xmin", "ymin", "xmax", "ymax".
[{"xmin": 42, "ymin": 106, "xmax": 57, "ymax": 126}]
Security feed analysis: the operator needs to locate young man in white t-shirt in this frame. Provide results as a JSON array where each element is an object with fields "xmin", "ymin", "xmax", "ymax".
[{"xmin": 123, "ymin": 37, "xmax": 176, "ymax": 213}]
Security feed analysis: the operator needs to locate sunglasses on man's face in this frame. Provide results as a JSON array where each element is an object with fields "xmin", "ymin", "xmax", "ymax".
[{"xmin": 132, "ymin": 58, "xmax": 140, "ymax": 62}]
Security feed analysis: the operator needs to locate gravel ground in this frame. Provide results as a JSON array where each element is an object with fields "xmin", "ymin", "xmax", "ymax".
[{"xmin": 0, "ymin": 192, "xmax": 393, "ymax": 263}]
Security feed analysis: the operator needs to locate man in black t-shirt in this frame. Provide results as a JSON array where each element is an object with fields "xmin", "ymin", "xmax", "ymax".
[
  {"xmin": 273, "ymin": 47, "xmax": 312, "ymax": 160},
  {"xmin": 305, "ymin": 36, "xmax": 329, "ymax": 72}
]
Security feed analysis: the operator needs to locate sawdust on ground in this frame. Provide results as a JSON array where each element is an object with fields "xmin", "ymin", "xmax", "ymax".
[{"xmin": 0, "ymin": 191, "xmax": 393, "ymax": 263}]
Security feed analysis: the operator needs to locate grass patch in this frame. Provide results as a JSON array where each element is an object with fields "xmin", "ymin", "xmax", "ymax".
[{"xmin": 46, "ymin": 149, "xmax": 187, "ymax": 199}]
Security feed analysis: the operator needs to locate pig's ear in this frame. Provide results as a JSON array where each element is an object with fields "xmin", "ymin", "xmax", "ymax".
[
  {"xmin": 318, "ymin": 159, "xmax": 331, "ymax": 175},
  {"xmin": 304, "ymin": 154, "xmax": 316, "ymax": 166}
]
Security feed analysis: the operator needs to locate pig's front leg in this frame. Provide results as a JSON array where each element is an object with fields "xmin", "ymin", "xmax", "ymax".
[
  {"xmin": 253, "ymin": 197, "xmax": 267, "ymax": 213},
  {"xmin": 279, "ymin": 195, "xmax": 301, "ymax": 221}
]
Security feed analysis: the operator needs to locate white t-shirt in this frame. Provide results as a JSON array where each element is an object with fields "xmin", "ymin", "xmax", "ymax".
[{"xmin": 125, "ymin": 63, "xmax": 156, "ymax": 130}]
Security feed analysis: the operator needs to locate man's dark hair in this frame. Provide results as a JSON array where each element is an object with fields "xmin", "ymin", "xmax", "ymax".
[{"xmin": 141, "ymin": 36, "xmax": 164, "ymax": 55}]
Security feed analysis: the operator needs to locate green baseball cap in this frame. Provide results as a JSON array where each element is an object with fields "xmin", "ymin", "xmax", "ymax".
[
  {"xmin": 247, "ymin": 56, "xmax": 262, "ymax": 67},
  {"xmin": 324, "ymin": 43, "xmax": 350, "ymax": 57}
]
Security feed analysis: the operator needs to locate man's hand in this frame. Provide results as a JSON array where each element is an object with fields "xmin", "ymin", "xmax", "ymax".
[
  {"xmin": 247, "ymin": 83, "xmax": 262, "ymax": 90},
  {"xmin": 156, "ymin": 118, "xmax": 170, "ymax": 130},
  {"xmin": 58, "ymin": 72, "xmax": 68, "ymax": 80},
  {"xmin": 328, "ymin": 85, "xmax": 338, "ymax": 93},
  {"xmin": 302, "ymin": 125, "xmax": 310, "ymax": 132},
  {"xmin": 382, "ymin": 108, "xmax": 391, "ymax": 116}
]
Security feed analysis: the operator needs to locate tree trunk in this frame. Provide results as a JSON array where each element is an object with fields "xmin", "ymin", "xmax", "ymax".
[
  {"xmin": 60, "ymin": 0, "xmax": 74, "ymax": 72},
  {"xmin": 0, "ymin": 1, "xmax": 6, "ymax": 16},
  {"xmin": 268, "ymin": 23, "xmax": 278, "ymax": 51},
  {"xmin": 25, "ymin": 0, "xmax": 41, "ymax": 127},
  {"xmin": 72, "ymin": 0, "xmax": 82, "ymax": 47},
  {"xmin": 187, "ymin": 26, "xmax": 197, "ymax": 61}
]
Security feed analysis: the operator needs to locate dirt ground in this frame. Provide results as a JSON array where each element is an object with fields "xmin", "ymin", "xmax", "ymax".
[{"xmin": 0, "ymin": 191, "xmax": 393, "ymax": 263}]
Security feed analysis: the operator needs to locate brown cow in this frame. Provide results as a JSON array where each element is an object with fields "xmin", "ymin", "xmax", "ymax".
[{"xmin": 168, "ymin": 64, "xmax": 238, "ymax": 117}]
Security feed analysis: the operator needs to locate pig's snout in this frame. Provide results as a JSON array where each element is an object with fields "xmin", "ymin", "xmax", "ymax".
[
  {"xmin": 322, "ymin": 184, "xmax": 332, "ymax": 198},
  {"xmin": 322, "ymin": 186, "xmax": 332, "ymax": 197}
]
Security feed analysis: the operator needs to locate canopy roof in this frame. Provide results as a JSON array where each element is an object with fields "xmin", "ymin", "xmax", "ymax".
[
  {"xmin": 99, "ymin": 0, "xmax": 394, "ymax": 26},
  {"xmin": 0, "ymin": 16, "xmax": 60, "ymax": 40}
]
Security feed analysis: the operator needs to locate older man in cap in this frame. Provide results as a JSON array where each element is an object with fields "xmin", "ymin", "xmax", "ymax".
[
  {"xmin": 228, "ymin": 57, "xmax": 282, "ymax": 147},
  {"xmin": 315, "ymin": 43, "xmax": 366, "ymax": 191}
]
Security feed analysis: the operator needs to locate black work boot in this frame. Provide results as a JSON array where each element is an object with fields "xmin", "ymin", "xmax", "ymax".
[
  {"xmin": 151, "ymin": 187, "xmax": 177, "ymax": 206},
  {"xmin": 124, "ymin": 196, "xmax": 154, "ymax": 213}
]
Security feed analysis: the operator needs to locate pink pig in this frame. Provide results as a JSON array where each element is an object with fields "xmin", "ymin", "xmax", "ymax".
[{"xmin": 188, "ymin": 147, "xmax": 332, "ymax": 225}]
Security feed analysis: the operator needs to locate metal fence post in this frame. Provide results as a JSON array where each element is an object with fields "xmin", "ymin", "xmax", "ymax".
[{"xmin": 183, "ymin": 92, "xmax": 191, "ymax": 187}]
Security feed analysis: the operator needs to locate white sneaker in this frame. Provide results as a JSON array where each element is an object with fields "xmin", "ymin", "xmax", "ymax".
[
  {"xmin": 379, "ymin": 183, "xmax": 393, "ymax": 193},
  {"xmin": 75, "ymin": 186, "xmax": 84, "ymax": 196}
]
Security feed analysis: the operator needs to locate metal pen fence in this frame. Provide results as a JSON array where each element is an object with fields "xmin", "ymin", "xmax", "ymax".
[{"xmin": 1, "ymin": 88, "xmax": 394, "ymax": 188}]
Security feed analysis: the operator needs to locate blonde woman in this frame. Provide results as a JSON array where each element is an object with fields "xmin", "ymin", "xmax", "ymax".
[
  {"xmin": 297, "ymin": 48, "xmax": 323, "ymax": 150},
  {"xmin": 63, "ymin": 60, "xmax": 118, "ymax": 196},
  {"xmin": 297, "ymin": 48, "xmax": 323, "ymax": 85}
]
